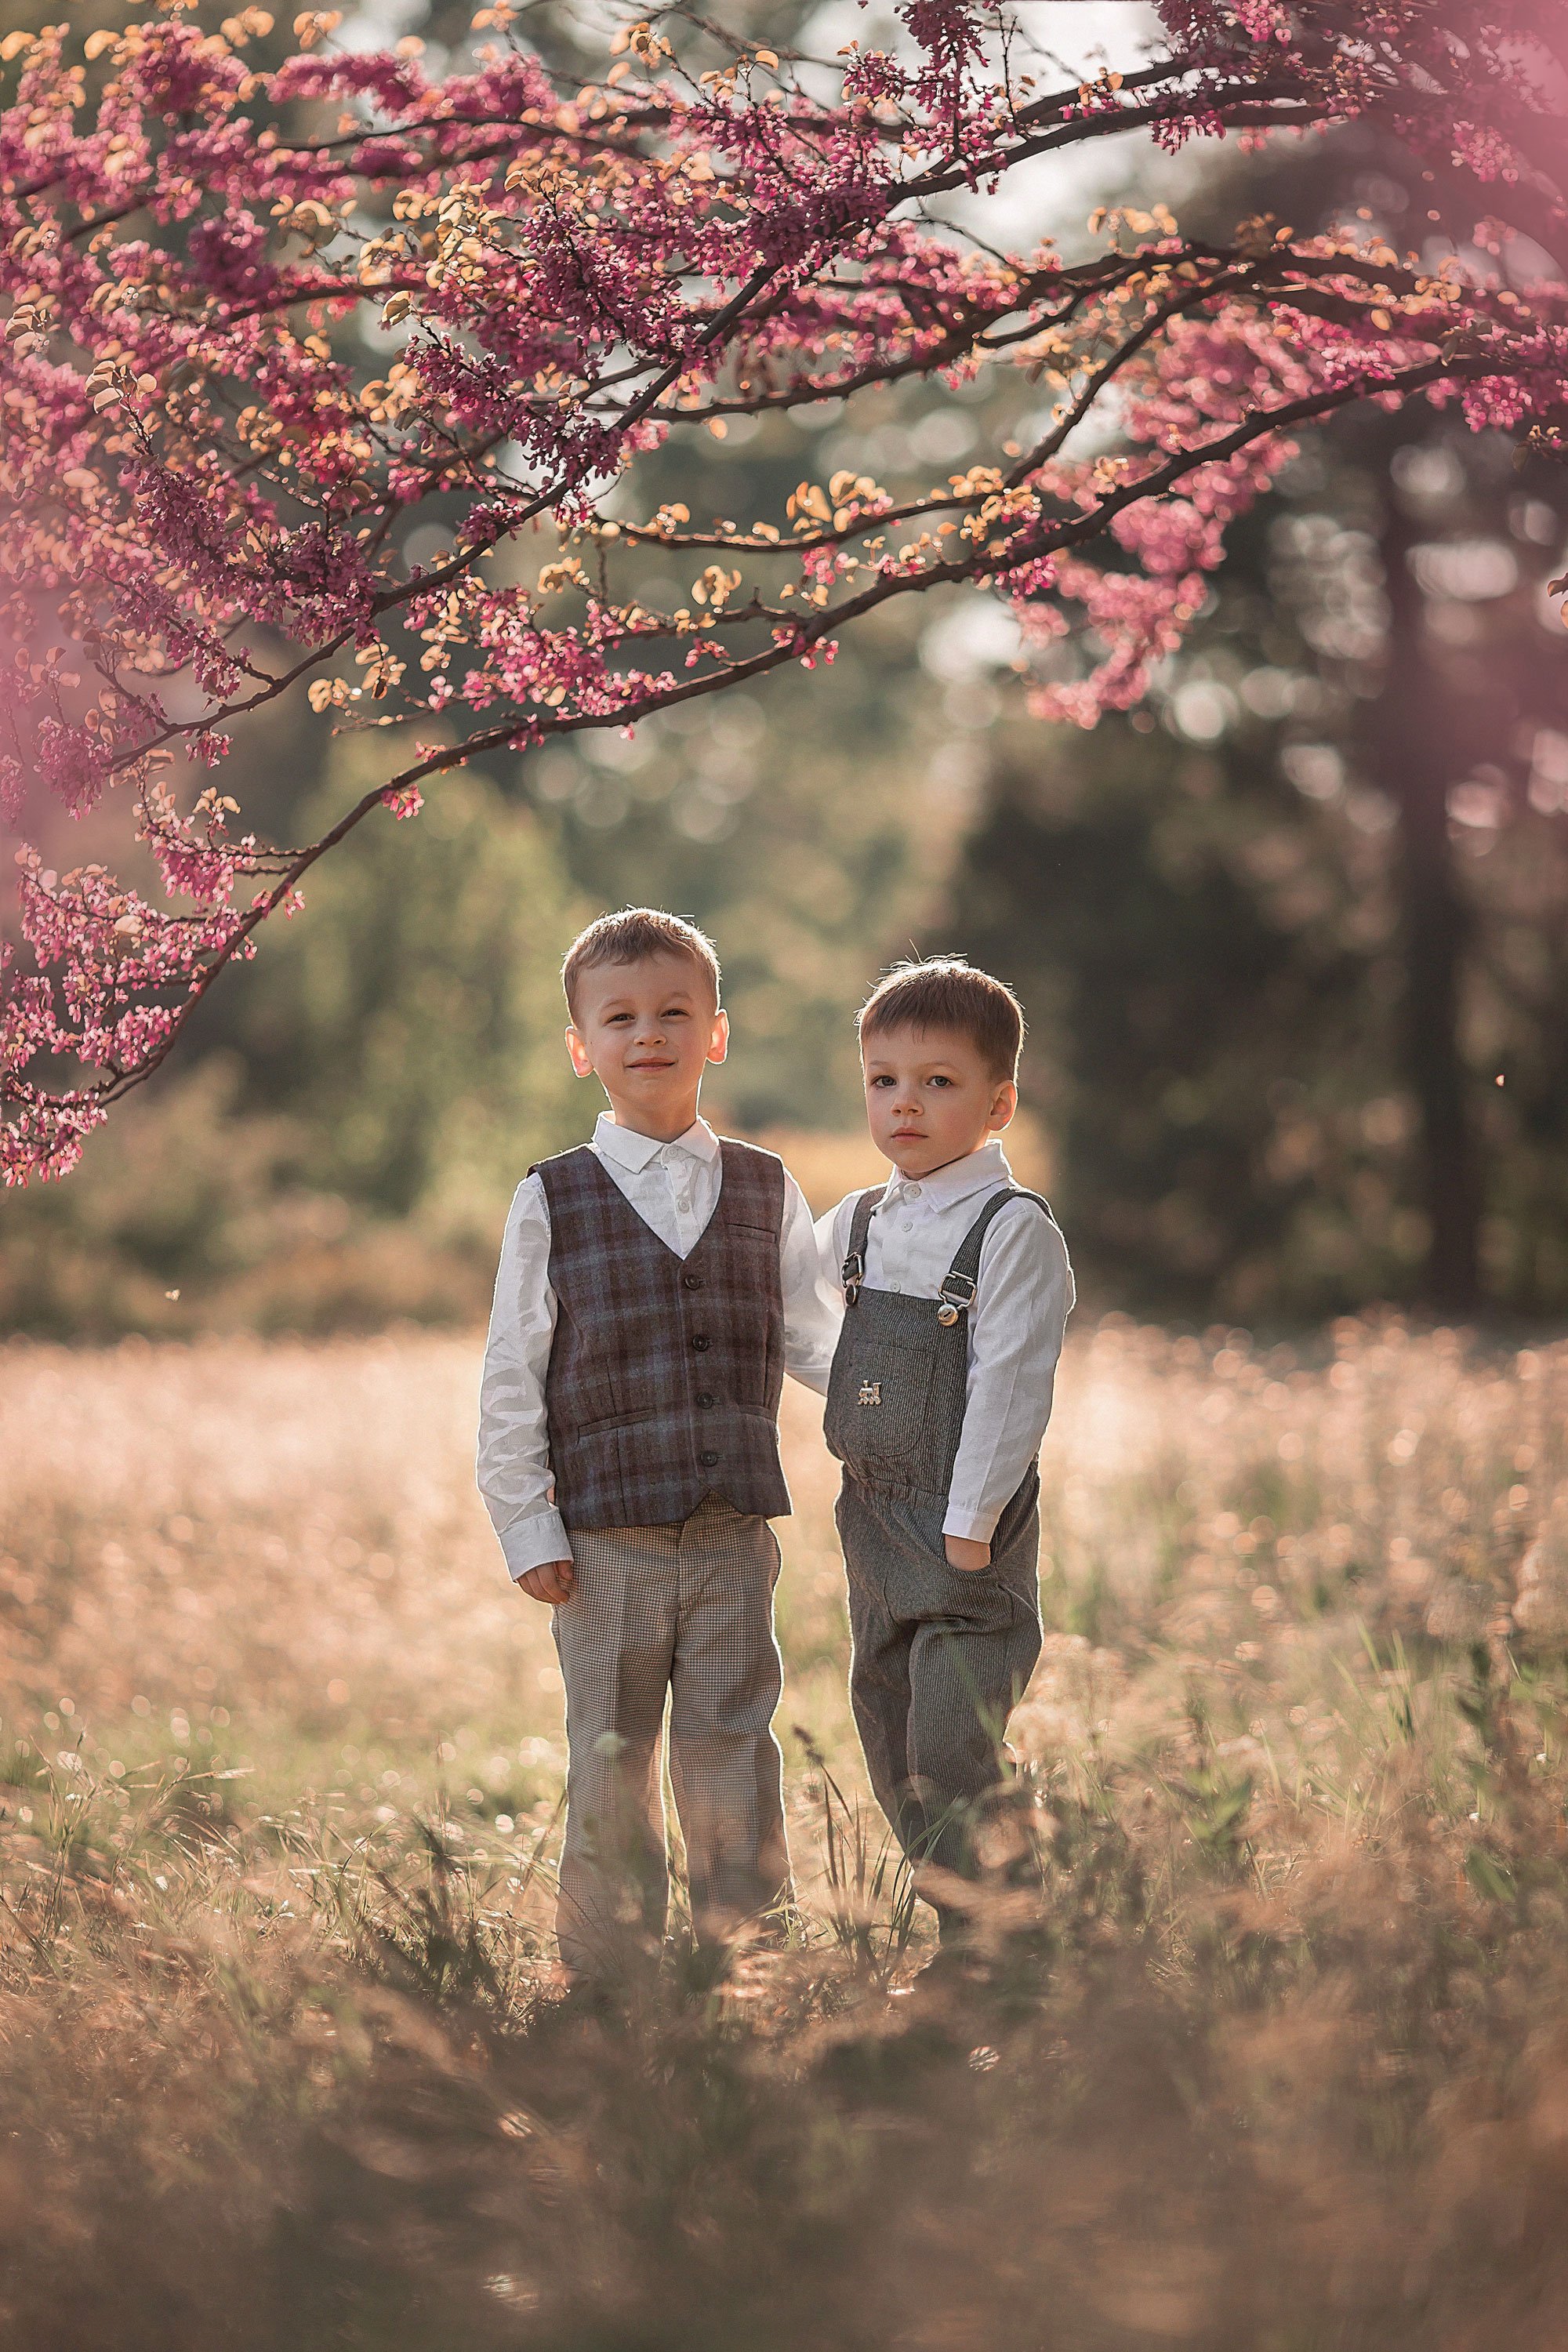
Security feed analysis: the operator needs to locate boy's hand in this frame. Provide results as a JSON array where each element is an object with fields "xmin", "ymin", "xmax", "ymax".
[
  {"xmin": 517, "ymin": 1559, "xmax": 575, "ymax": 1604},
  {"xmin": 945, "ymin": 1535, "xmax": 990, "ymax": 1573}
]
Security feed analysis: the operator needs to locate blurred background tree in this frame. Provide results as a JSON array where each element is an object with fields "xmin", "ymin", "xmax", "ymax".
[
  {"xmin": 3, "ymin": 4, "xmax": 1566, "ymax": 1334},
  {"xmin": 946, "ymin": 127, "xmax": 1568, "ymax": 1322}
]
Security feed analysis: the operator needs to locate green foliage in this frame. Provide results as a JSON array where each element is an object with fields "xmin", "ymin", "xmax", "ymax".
[
  {"xmin": 242, "ymin": 742, "xmax": 589, "ymax": 1235},
  {"xmin": 0, "ymin": 1057, "xmax": 300, "ymax": 1335},
  {"xmin": 0, "ymin": 746, "xmax": 589, "ymax": 1332}
]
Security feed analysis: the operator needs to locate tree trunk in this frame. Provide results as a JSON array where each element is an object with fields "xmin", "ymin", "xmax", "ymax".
[{"xmin": 1372, "ymin": 492, "xmax": 1481, "ymax": 1312}]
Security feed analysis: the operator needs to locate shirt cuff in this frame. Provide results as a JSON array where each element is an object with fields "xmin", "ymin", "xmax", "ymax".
[
  {"xmin": 498, "ymin": 1510, "xmax": 573, "ymax": 1581},
  {"xmin": 942, "ymin": 1501, "xmax": 1000, "ymax": 1544}
]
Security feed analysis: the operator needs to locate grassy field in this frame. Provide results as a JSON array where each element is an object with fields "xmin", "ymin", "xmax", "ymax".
[{"xmin": 4, "ymin": 1319, "xmax": 1568, "ymax": 2349}]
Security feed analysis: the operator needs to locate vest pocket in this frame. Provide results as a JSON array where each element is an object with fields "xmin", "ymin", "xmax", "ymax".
[{"xmin": 827, "ymin": 1333, "xmax": 939, "ymax": 1472}]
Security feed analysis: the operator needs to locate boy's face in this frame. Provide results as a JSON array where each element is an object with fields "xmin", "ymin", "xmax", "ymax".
[
  {"xmin": 862, "ymin": 1023, "xmax": 1016, "ymax": 1180},
  {"xmin": 566, "ymin": 953, "xmax": 728, "ymax": 1135}
]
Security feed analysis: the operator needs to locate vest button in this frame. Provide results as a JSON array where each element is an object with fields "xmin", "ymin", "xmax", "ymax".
[
  {"xmin": 691, "ymin": 1334, "xmax": 711, "ymax": 1351},
  {"xmin": 683, "ymin": 1272, "xmax": 704, "ymax": 1289},
  {"xmin": 699, "ymin": 1450, "xmax": 720, "ymax": 1468},
  {"xmin": 696, "ymin": 1392, "xmax": 716, "ymax": 1409}
]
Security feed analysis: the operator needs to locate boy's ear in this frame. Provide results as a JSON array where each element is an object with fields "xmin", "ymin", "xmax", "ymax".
[
  {"xmin": 564, "ymin": 1023, "xmax": 595, "ymax": 1079},
  {"xmin": 706, "ymin": 1006, "xmax": 731, "ymax": 1067},
  {"xmin": 988, "ymin": 1077, "xmax": 1018, "ymax": 1133}
]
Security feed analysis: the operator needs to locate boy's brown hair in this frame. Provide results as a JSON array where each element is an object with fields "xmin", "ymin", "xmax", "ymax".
[
  {"xmin": 857, "ymin": 956, "xmax": 1025, "ymax": 1081},
  {"xmin": 561, "ymin": 907, "xmax": 722, "ymax": 1019}
]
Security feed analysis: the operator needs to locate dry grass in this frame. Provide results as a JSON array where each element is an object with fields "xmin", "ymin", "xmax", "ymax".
[{"xmin": 4, "ymin": 1319, "xmax": 1568, "ymax": 2350}]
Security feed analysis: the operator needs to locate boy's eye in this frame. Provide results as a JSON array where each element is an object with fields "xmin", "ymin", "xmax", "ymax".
[
  {"xmin": 929, "ymin": 1075, "xmax": 953, "ymax": 1089},
  {"xmin": 869, "ymin": 1074, "xmax": 895, "ymax": 1087}
]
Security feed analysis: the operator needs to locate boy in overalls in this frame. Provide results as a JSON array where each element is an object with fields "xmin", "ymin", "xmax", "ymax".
[
  {"xmin": 477, "ymin": 909, "xmax": 840, "ymax": 1976},
  {"xmin": 818, "ymin": 957, "xmax": 1073, "ymax": 1939}
]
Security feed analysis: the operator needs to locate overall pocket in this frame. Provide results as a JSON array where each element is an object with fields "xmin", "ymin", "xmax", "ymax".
[{"xmin": 826, "ymin": 1330, "xmax": 939, "ymax": 1474}]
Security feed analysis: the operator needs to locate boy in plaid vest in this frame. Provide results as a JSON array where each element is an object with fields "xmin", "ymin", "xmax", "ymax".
[
  {"xmin": 818, "ymin": 958, "xmax": 1073, "ymax": 1944},
  {"xmin": 477, "ymin": 909, "xmax": 839, "ymax": 1976}
]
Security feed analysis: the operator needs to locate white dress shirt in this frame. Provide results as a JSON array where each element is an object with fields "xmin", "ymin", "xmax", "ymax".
[
  {"xmin": 477, "ymin": 1112, "xmax": 842, "ymax": 1579},
  {"xmin": 818, "ymin": 1141, "xmax": 1073, "ymax": 1546}
]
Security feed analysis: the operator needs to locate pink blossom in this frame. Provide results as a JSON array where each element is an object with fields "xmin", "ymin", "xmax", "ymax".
[{"xmin": 2, "ymin": 0, "xmax": 1562, "ymax": 1178}]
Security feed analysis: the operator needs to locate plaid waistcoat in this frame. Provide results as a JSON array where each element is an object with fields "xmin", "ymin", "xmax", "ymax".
[{"xmin": 534, "ymin": 1138, "xmax": 791, "ymax": 1532}]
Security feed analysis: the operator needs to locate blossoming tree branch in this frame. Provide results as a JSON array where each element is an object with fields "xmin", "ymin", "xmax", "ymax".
[{"xmin": 2, "ymin": 0, "xmax": 1563, "ymax": 1179}]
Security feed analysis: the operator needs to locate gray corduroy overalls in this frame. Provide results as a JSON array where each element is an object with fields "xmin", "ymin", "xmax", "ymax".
[{"xmin": 825, "ymin": 1184, "xmax": 1049, "ymax": 1926}]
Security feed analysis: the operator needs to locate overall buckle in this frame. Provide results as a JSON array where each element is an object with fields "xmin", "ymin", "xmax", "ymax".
[
  {"xmin": 842, "ymin": 1250, "xmax": 865, "ymax": 1306},
  {"xmin": 936, "ymin": 1272, "xmax": 975, "ymax": 1327}
]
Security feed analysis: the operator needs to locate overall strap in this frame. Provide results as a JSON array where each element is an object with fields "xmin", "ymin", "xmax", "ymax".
[
  {"xmin": 842, "ymin": 1185, "xmax": 887, "ymax": 1306},
  {"xmin": 938, "ymin": 1186, "xmax": 1054, "ymax": 1312}
]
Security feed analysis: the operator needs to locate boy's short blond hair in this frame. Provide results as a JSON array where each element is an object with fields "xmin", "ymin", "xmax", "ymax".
[
  {"xmin": 561, "ymin": 908, "xmax": 722, "ymax": 1020},
  {"xmin": 857, "ymin": 956, "xmax": 1025, "ymax": 1082}
]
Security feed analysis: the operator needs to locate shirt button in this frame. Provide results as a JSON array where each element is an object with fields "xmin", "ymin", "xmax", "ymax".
[
  {"xmin": 699, "ymin": 1450, "xmax": 720, "ymax": 1468},
  {"xmin": 683, "ymin": 1273, "xmax": 704, "ymax": 1290},
  {"xmin": 696, "ymin": 1392, "xmax": 715, "ymax": 1409},
  {"xmin": 691, "ymin": 1334, "xmax": 711, "ymax": 1352},
  {"xmin": 906, "ymin": 1183, "xmax": 923, "ymax": 1198},
  {"xmin": 901, "ymin": 1218, "xmax": 913, "ymax": 1232}
]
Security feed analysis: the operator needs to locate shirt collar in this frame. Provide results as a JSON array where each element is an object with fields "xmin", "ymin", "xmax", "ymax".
[
  {"xmin": 882, "ymin": 1138, "xmax": 1011, "ymax": 1208},
  {"xmin": 593, "ymin": 1111, "xmax": 720, "ymax": 1174}
]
